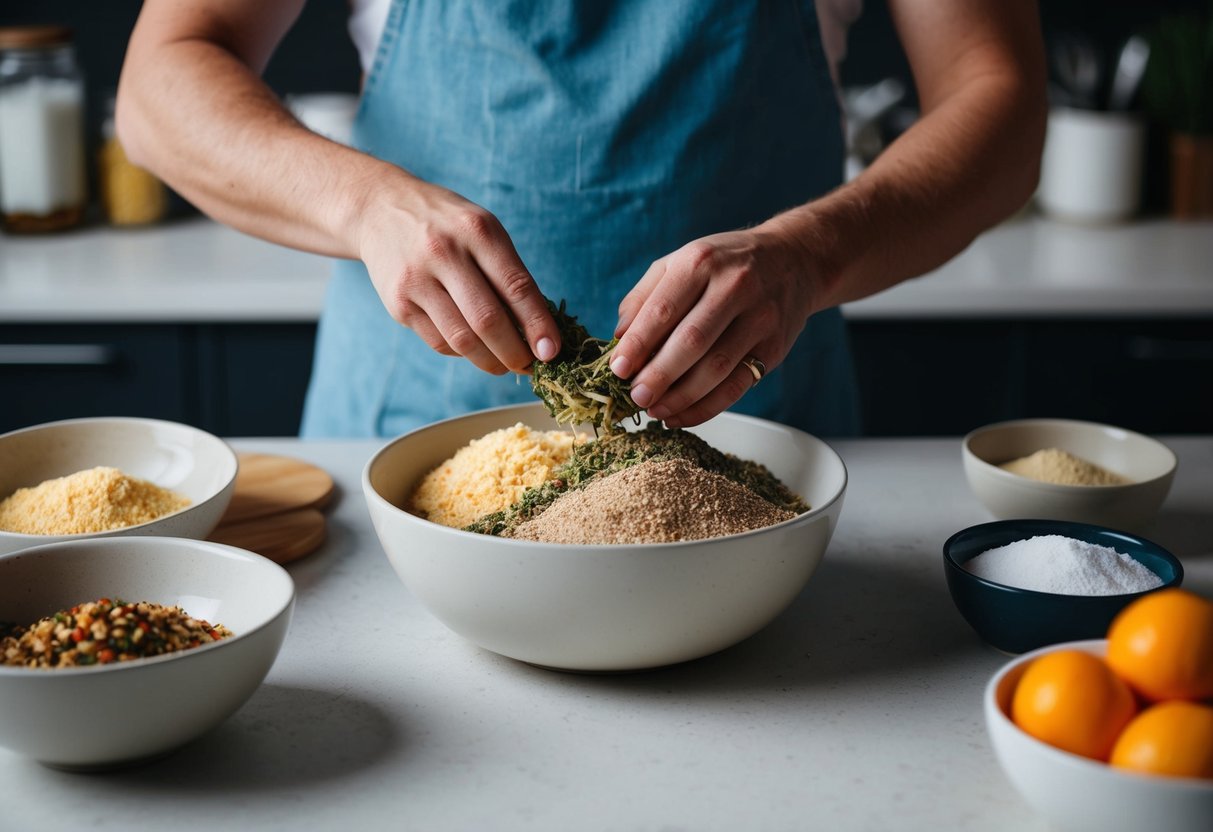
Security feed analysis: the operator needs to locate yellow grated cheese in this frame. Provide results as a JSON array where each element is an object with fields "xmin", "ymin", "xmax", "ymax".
[
  {"xmin": 408, "ymin": 423, "xmax": 579, "ymax": 529},
  {"xmin": 0, "ymin": 466, "xmax": 191, "ymax": 535}
]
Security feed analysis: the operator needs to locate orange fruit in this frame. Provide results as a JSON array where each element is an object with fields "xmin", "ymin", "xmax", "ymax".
[
  {"xmin": 1011, "ymin": 649, "xmax": 1137, "ymax": 761},
  {"xmin": 1110, "ymin": 700, "xmax": 1213, "ymax": 780},
  {"xmin": 1106, "ymin": 589, "xmax": 1213, "ymax": 702}
]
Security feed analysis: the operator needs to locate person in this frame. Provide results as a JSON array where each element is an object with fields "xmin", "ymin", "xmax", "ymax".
[{"xmin": 116, "ymin": 0, "xmax": 1046, "ymax": 438}]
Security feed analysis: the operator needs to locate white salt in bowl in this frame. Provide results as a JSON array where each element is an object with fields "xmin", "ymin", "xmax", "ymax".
[
  {"xmin": 943, "ymin": 519, "xmax": 1183, "ymax": 654},
  {"xmin": 986, "ymin": 640, "xmax": 1213, "ymax": 832},
  {"xmin": 363, "ymin": 403, "xmax": 847, "ymax": 672},
  {"xmin": 962, "ymin": 418, "xmax": 1177, "ymax": 532},
  {"xmin": 0, "ymin": 417, "xmax": 238, "ymax": 555}
]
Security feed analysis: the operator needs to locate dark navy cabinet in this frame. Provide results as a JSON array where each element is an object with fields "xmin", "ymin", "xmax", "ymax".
[
  {"xmin": 0, "ymin": 323, "xmax": 315, "ymax": 436},
  {"xmin": 850, "ymin": 318, "xmax": 1213, "ymax": 436}
]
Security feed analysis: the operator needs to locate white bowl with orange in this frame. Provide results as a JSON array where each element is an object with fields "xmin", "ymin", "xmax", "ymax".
[{"xmin": 985, "ymin": 589, "xmax": 1213, "ymax": 832}]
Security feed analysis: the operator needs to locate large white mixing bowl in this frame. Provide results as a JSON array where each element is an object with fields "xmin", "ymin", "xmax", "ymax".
[{"xmin": 363, "ymin": 403, "xmax": 847, "ymax": 672}]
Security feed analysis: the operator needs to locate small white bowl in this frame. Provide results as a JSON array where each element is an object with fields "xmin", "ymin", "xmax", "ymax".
[
  {"xmin": 985, "ymin": 639, "xmax": 1213, "ymax": 832},
  {"xmin": 962, "ymin": 418, "xmax": 1176, "ymax": 531},
  {"xmin": 0, "ymin": 536, "xmax": 294, "ymax": 769},
  {"xmin": 364, "ymin": 403, "xmax": 847, "ymax": 672},
  {"xmin": 0, "ymin": 417, "xmax": 239, "ymax": 555}
]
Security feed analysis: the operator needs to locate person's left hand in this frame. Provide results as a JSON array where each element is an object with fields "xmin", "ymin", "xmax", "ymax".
[{"xmin": 608, "ymin": 226, "xmax": 820, "ymax": 427}]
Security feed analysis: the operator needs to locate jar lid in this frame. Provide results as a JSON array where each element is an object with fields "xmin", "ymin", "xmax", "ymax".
[{"xmin": 0, "ymin": 25, "xmax": 74, "ymax": 50}]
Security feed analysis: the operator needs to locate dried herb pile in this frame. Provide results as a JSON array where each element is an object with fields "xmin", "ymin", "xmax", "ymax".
[
  {"xmin": 464, "ymin": 422, "xmax": 808, "ymax": 537},
  {"xmin": 530, "ymin": 300, "xmax": 640, "ymax": 434}
]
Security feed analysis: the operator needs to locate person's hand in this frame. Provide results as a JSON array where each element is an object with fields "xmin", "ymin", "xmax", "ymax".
[
  {"xmin": 608, "ymin": 226, "xmax": 820, "ymax": 427},
  {"xmin": 356, "ymin": 175, "xmax": 561, "ymax": 375}
]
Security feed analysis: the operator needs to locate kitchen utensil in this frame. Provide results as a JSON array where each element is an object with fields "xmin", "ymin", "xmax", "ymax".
[
  {"xmin": 219, "ymin": 452, "xmax": 334, "ymax": 524},
  {"xmin": 843, "ymin": 78, "xmax": 905, "ymax": 179},
  {"xmin": 1051, "ymin": 32, "xmax": 1102, "ymax": 110},
  {"xmin": 207, "ymin": 452, "xmax": 334, "ymax": 563},
  {"xmin": 1107, "ymin": 36, "xmax": 1150, "ymax": 111},
  {"xmin": 209, "ymin": 505, "xmax": 327, "ymax": 565}
]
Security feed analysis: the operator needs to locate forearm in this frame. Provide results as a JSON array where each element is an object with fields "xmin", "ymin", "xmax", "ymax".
[
  {"xmin": 766, "ymin": 69, "xmax": 1045, "ymax": 315},
  {"xmin": 117, "ymin": 31, "xmax": 390, "ymax": 259}
]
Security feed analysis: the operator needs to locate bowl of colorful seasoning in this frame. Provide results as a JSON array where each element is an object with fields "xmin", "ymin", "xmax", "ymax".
[
  {"xmin": 0, "ymin": 535, "xmax": 294, "ymax": 769},
  {"xmin": 0, "ymin": 416, "xmax": 239, "ymax": 555},
  {"xmin": 943, "ymin": 519, "xmax": 1183, "ymax": 654},
  {"xmin": 961, "ymin": 418, "xmax": 1176, "ymax": 532},
  {"xmin": 364, "ymin": 402, "xmax": 847, "ymax": 672}
]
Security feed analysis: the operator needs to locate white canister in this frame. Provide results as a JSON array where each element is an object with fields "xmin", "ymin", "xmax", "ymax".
[
  {"xmin": 1037, "ymin": 107, "xmax": 1146, "ymax": 224},
  {"xmin": 0, "ymin": 25, "xmax": 87, "ymax": 233}
]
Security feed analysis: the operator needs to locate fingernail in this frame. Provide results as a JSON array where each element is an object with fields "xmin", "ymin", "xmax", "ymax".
[
  {"xmin": 536, "ymin": 337, "xmax": 557, "ymax": 362},
  {"xmin": 630, "ymin": 383, "xmax": 652, "ymax": 407},
  {"xmin": 610, "ymin": 354, "xmax": 632, "ymax": 378},
  {"xmin": 647, "ymin": 404, "xmax": 669, "ymax": 420}
]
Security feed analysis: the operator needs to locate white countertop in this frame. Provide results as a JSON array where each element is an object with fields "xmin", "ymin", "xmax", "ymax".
[
  {"xmin": 2, "ymin": 214, "xmax": 1212, "ymax": 323},
  {"xmin": 3, "ymin": 435, "xmax": 1211, "ymax": 831}
]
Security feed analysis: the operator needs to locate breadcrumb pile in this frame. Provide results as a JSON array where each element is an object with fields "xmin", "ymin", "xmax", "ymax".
[
  {"xmin": 0, "ymin": 467, "xmax": 191, "ymax": 535},
  {"xmin": 999, "ymin": 448, "xmax": 1129, "ymax": 486},
  {"xmin": 408, "ymin": 423, "xmax": 580, "ymax": 528}
]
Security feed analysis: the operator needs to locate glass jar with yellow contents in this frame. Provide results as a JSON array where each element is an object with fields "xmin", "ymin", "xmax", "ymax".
[{"xmin": 98, "ymin": 94, "xmax": 167, "ymax": 226}]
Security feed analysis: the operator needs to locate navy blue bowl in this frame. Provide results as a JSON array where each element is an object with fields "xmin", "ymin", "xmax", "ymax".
[{"xmin": 943, "ymin": 519, "xmax": 1183, "ymax": 654}]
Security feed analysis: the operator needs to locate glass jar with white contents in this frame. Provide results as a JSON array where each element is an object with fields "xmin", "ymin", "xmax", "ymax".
[{"xmin": 0, "ymin": 26, "xmax": 87, "ymax": 233}]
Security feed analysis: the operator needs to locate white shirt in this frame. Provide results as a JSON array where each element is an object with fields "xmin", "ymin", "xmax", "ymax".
[{"xmin": 347, "ymin": 0, "xmax": 862, "ymax": 90}]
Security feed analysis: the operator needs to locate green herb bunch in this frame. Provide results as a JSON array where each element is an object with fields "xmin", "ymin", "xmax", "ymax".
[
  {"xmin": 531, "ymin": 300, "xmax": 641, "ymax": 434},
  {"xmin": 1142, "ymin": 7, "xmax": 1213, "ymax": 135}
]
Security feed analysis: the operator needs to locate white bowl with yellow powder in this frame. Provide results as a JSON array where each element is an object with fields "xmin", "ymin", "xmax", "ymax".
[
  {"xmin": 363, "ymin": 403, "xmax": 847, "ymax": 672},
  {"xmin": 0, "ymin": 417, "xmax": 238, "ymax": 555},
  {"xmin": 962, "ymin": 418, "xmax": 1177, "ymax": 532}
]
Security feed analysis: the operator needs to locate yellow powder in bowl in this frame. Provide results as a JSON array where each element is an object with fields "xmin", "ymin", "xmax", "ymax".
[
  {"xmin": 998, "ymin": 448, "xmax": 1130, "ymax": 486},
  {"xmin": 0, "ymin": 467, "xmax": 192, "ymax": 535},
  {"xmin": 409, "ymin": 423, "xmax": 579, "ymax": 529}
]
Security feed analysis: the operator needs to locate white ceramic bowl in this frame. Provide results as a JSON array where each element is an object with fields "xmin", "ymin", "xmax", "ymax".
[
  {"xmin": 0, "ymin": 536, "xmax": 294, "ymax": 769},
  {"xmin": 985, "ymin": 639, "xmax": 1213, "ymax": 832},
  {"xmin": 963, "ymin": 418, "xmax": 1176, "ymax": 531},
  {"xmin": 364, "ymin": 403, "xmax": 847, "ymax": 672},
  {"xmin": 0, "ymin": 417, "xmax": 239, "ymax": 555}
]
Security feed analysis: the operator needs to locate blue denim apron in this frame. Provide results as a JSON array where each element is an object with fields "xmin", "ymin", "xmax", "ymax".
[{"xmin": 301, "ymin": 0, "xmax": 860, "ymax": 437}]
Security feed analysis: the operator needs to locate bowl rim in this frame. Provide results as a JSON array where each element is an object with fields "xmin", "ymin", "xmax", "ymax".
[
  {"xmin": 362, "ymin": 402, "xmax": 848, "ymax": 550},
  {"xmin": 985, "ymin": 637, "xmax": 1213, "ymax": 791},
  {"xmin": 0, "ymin": 536, "xmax": 294, "ymax": 678},
  {"xmin": 0, "ymin": 416, "xmax": 239, "ymax": 543},
  {"xmin": 961, "ymin": 417, "xmax": 1178, "ymax": 493},
  {"xmin": 943, "ymin": 518, "xmax": 1184, "ymax": 600}
]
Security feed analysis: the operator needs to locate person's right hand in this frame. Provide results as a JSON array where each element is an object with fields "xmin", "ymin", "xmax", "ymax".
[{"xmin": 356, "ymin": 173, "xmax": 561, "ymax": 375}]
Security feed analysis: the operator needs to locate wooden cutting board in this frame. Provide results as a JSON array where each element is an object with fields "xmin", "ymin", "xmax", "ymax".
[
  {"xmin": 220, "ymin": 452, "xmax": 334, "ymax": 524},
  {"xmin": 208, "ymin": 453, "xmax": 335, "ymax": 564}
]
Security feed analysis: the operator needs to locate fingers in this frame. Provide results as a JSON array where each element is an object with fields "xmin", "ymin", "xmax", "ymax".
[
  {"xmin": 462, "ymin": 209, "xmax": 561, "ymax": 363},
  {"xmin": 417, "ymin": 285, "xmax": 510, "ymax": 375},
  {"xmin": 607, "ymin": 248, "xmax": 713, "ymax": 396},
  {"xmin": 614, "ymin": 259, "xmax": 667, "ymax": 338},
  {"xmin": 661, "ymin": 360, "xmax": 761, "ymax": 428},
  {"xmin": 369, "ymin": 193, "xmax": 561, "ymax": 375},
  {"xmin": 644, "ymin": 320, "xmax": 757, "ymax": 422}
]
